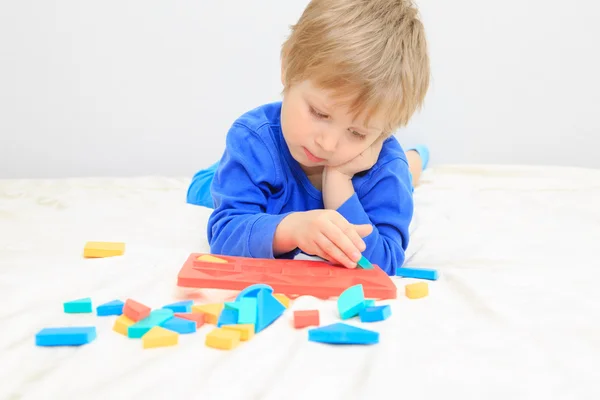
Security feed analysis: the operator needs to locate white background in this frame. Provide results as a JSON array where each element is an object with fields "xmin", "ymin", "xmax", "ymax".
[{"xmin": 1, "ymin": 0, "xmax": 598, "ymax": 179}]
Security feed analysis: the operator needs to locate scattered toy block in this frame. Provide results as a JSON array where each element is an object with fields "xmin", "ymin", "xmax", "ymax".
[
  {"xmin": 308, "ymin": 323, "xmax": 379, "ymax": 345},
  {"xmin": 217, "ymin": 308, "xmax": 239, "ymax": 327},
  {"xmin": 113, "ymin": 315, "xmax": 135, "ymax": 336},
  {"xmin": 235, "ymin": 284, "xmax": 273, "ymax": 302},
  {"xmin": 205, "ymin": 327, "xmax": 241, "ymax": 350},
  {"xmin": 356, "ymin": 255, "xmax": 374, "ymax": 269},
  {"xmin": 273, "ymin": 293, "xmax": 291, "ymax": 308},
  {"xmin": 35, "ymin": 327, "xmax": 97, "ymax": 346},
  {"xmin": 128, "ymin": 309, "xmax": 174, "ymax": 339},
  {"xmin": 142, "ymin": 326, "xmax": 178, "ymax": 349},
  {"xmin": 63, "ymin": 298, "xmax": 93, "ymax": 314},
  {"xmin": 222, "ymin": 324, "xmax": 255, "ymax": 341},
  {"xmin": 191, "ymin": 303, "xmax": 223, "ymax": 324},
  {"xmin": 255, "ymin": 288, "xmax": 286, "ymax": 333},
  {"xmin": 161, "ymin": 316, "xmax": 197, "ymax": 334},
  {"xmin": 123, "ymin": 299, "xmax": 151, "ymax": 322},
  {"xmin": 225, "ymin": 298, "xmax": 257, "ymax": 325},
  {"xmin": 405, "ymin": 282, "xmax": 429, "ymax": 299},
  {"xmin": 196, "ymin": 254, "xmax": 227, "ymax": 263},
  {"xmin": 396, "ymin": 267, "xmax": 438, "ymax": 281},
  {"xmin": 174, "ymin": 312, "xmax": 205, "ymax": 328},
  {"xmin": 83, "ymin": 241, "xmax": 125, "ymax": 258},
  {"xmin": 162, "ymin": 300, "xmax": 193, "ymax": 313},
  {"xmin": 364, "ymin": 299, "xmax": 376, "ymax": 308},
  {"xmin": 96, "ymin": 299, "xmax": 124, "ymax": 316},
  {"xmin": 337, "ymin": 284, "xmax": 366, "ymax": 320},
  {"xmin": 293, "ymin": 310, "xmax": 320, "ymax": 329},
  {"xmin": 359, "ymin": 305, "xmax": 391, "ymax": 322}
]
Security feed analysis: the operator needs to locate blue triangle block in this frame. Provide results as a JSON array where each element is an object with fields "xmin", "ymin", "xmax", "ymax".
[
  {"xmin": 308, "ymin": 323, "xmax": 379, "ymax": 345},
  {"xmin": 359, "ymin": 305, "xmax": 391, "ymax": 322},
  {"xmin": 161, "ymin": 316, "xmax": 197, "ymax": 334},
  {"xmin": 96, "ymin": 299, "xmax": 124, "ymax": 316},
  {"xmin": 162, "ymin": 300, "xmax": 193, "ymax": 313},
  {"xmin": 63, "ymin": 298, "xmax": 93, "ymax": 313},
  {"xmin": 235, "ymin": 284, "xmax": 273, "ymax": 302},
  {"xmin": 217, "ymin": 308, "xmax": 239, "ymax": 327},
  {"xmin": 255, "ymin": 289, "xmax": 286, "ymax": 333}
]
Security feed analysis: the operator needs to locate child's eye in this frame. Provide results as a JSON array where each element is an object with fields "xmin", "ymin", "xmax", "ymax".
[
  {"xmin": 309, "ymin": 106, "xmax": 329, "ymax": 119},
  {"xmin": 348, "ymin": 129, "xmax": 367, "ymax": 140}
]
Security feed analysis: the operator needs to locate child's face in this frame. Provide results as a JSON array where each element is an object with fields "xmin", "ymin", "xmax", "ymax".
[{"xmin": 280, "ymin": 79, "xmax": 385, "ymax": 175}]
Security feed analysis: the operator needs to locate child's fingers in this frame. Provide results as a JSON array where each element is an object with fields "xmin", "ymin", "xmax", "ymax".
[
  {"xmin": 314, "ymin": 233, "xmax": 357, "ymax": 269},
  {"xmin": 322, "ymin": 220, "xmax": 362, "ymax": 264},
  {"xmin": 353, "ymin": 223, "xmax": 373, "ymax": 238}
]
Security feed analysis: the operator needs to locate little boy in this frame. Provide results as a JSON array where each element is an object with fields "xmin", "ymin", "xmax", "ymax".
[{"xmin": 187, "ymin": 0, "xmax": 430, "ymax": 276}]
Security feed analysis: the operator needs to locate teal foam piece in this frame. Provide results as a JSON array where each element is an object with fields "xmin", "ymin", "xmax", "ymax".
[
  {"xmin": 235, "ymin": 284, "xmax": 273, "ymax": 302},
  {"xmin": 161, "ymin": 316, "xmax": 197, "ymax": 334},
  {"xmin": 308, "ymin": 323, "xmax": 379, "ymax": 345},
  {"xmin": 356, "ymin": 255, "xmax": 374, "ymax": 269},
  {"xmin": 63, "ymin": 298, "xmax": 93, "ymax": 313},
  {"xmin": 217, "ymin": 308, "xmax": 239, "ymax": 327},
  {"xmin": 128, "ymin": 309, "xmax": 174, "ymax": 338},
  {"xmin": 225, "ymin": 298, "xmax": 257, "ymax": 325},
  {"xmin": 255, "ymin": 289, "xmax": 286, "ymax": 333},
  {"xmin": 96, "ymin": 300, "xmax": 124, "ymax": 316},
  {"xmin": 359, "ymin": 305, "xmax": 391, "ymax": 322},
  {"xmin": 337, "ymin": 284, "xmax": 365, "ymax": 320},
  {"xmin": 35, "ymin": 327, "xmax": 96, "ymax": 346},
  {"xmin": 395, "ymin": 267, "xmax": 438, "ymax": 280},
  {"xmin": 162, "ymin": 300, "xmax": 193, "ymax": 313},
  {"xmin": 363, "ymin": 299, "xmax": 376, "ymax": 307}
]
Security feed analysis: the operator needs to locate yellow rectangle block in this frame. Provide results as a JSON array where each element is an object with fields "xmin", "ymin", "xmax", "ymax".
[
  {"xmin": 222, "ymin": 324, "xmax": 255, "ymax": 341},
  {"xmin": 405, "ymin": 282, "xmax": 429, "ymax": 299},
  {"xmin": 84, "ymin": 241, "xmax": 125, "ymax": 258},
  {"xmin": 205, "ymin": 328, "xmax": 241, "ymax": 350},
  {"xmin": 113, "ymin": 315, "xmax": 135, "ymax": 336},
  {"xmin": 142, "ymin": 326, "xmax": 179, "ymax": 349}
]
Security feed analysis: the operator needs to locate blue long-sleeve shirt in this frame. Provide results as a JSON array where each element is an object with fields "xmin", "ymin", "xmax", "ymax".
[{"xmin": 189, "ymin": 101, "xmax": 414, "ymax": 275}]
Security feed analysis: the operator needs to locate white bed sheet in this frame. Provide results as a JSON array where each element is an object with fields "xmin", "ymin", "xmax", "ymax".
[{"xmin": 1, "ymin": 165, "xmax": 599, "ymax": 399}]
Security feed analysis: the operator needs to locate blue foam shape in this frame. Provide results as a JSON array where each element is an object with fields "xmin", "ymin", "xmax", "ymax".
[
  {"xmin": 161, "ymin": 316, "xmax": 197, "ymax": 334},
  {"xmin": 308, "ymin": 323, "xmax": 379, "ymax": 345},
  {"xmin": 356, "ymin": 255, "xmax": 374, "ymax": 269},
  {"xmin": 162, "ymin": 300, "xmax": 193, "ymax": 313},
  {"xmin": 395, "ymin": 267, "xmax": 438, "ymax": 281},
  {"xmin": 96, "ymin": 300, "xmax": 124, "ymax": 316},
  {"xmin": 217, "ymin": 308, "xmax": 239, "ymax": 327},
  {"xmin": 359, "ymin": 305, "xmax": 391, "ymax": 322},
  {"xmin": 64, "ymin": 297, "xmax": 93, "ymax": 313},
  {"xmin": 35, "ymin": 327, "xmax": 97, "ymax": 346},
  {"xmin": 225, "ymin": 298, "xmax": 257, "ymax": 325},
  {"xmin": 128, "ymin": 309, "xmax": 174, "ymax": 338},
  {"xmin": 337, "ymin": 284, "xmax": 365, "ymax": 320},
  {"xmin": 255, "ymin": 289, "xmax": 286, "ymax": 333},
  {"xmin": 235, "ymin": 284, "xmax": 273, "ymax": 302}
]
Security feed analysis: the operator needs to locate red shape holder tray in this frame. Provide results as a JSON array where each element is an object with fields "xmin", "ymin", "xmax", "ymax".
[{"xmin": 177, "ymin": 253, "xmax": 397, "ymax": 300}]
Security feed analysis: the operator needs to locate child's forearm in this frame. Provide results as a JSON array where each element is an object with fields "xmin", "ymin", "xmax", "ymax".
[
  {"xmin": 272, "ymin": 212, "xmax": 300, "ymax": 256},
  {"xmin": 322, "ymin": 168, "xmax": 355, "ymax": 210}
]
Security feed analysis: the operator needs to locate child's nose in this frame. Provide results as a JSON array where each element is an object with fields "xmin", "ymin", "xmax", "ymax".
[{"xmin": 316, "ymin": 130, "xmax": 340, "ymax": 153}]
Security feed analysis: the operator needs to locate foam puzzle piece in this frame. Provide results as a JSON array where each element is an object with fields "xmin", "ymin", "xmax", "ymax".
[
  {"xmin": 128, "ymin": 309, "xmax": 174, "ymax": 338},
  {"xmin": 359, "ymin": 305, "xmax": 391, "ymax": 322},
  {"xmin": 35, "ymin": 327, "xmax": 97, "ymax": 346},
  {"xmin": 113, "ymin": 315, "xmax": 135, "ymax": 336},
  {"xmin": 255, "ymin": 288, "xmax": 286, "ymax": 333},
  {"xmin": 405, "ymin": 282, "xmax": 429, "ymax": 299},
  {"xmin": 123, "ymin": 299, "xmax": 151, "ymax": 322},
  {"xmin": 222, "ymin": 324, "xmax": 255, "ymax": 341},
  {"xmin": 273, "ymin": 293, "xmax": 291, "ymax": 308},
  {"xmin": 225, "ymin": 298, "xmax": 257, "ymax": 325},
  {"xmin": 356, "ymin": 255, "xmax": 374, "ymax": 269},
  {"xmin": 293, "ymin": 310, "xmax": 320, "ymax": 329},
  {"xmin": 174, "ymin": 312, "xmax": 205, "ymax": 328},
  {"xmin": 96, "ymin": 300, "xmax": 124, "ymax": 316},
  {"xmin": 63, "ymin": 298, "xmax": 93, "ymax": 313},
  {"xmin": 142, "ymin": 326, "xmax": 178, "ymax": 349},
  {"xmin": 337, "ymin": 284, "xmax": 366, "ymax": 320},
  {"xmin": 161, "ymin": 316, "xmax": 197, "ymax": 334},
  {"xmin": 235, "ymin": 284, "xmax": 274, "ymax": 302},
  {"xmin": 196, "ymin": 254, "xmax": 228, "ymax": 263},
  {"xmin": 83, "ymin": 241, "xmax": 125, "ymax": 258},
  {"xmin": 191, "ymin": 303, "xmax": 223, "ymax": 324},
  {"xmin": 217, "ymin": 308, "xmax": 239, "ymax": 327},
  {"xmin": 396, "ymin": 267, "xmax": 438, "ymax": 281},
  {"xmin": 162, "ymin": 300, "xmax": 193, "ymax": 313},
  {"xmin": 205, "ymin": 327, "xmax": 241, "ymax": 350},
  {"xmin": 364, "ymin": 299, "xmax": 376, "ymax": 307},
  {"xmin": 308, "ymin": 322, "xmax": 379, "ymax": 345}
]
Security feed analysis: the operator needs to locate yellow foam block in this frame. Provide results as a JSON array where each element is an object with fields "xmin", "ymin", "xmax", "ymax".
[
  {"xmin": 405, "ymin": 282, "xmax": 429, "ymax": 299},
  {"xmin": 191, "ymin": 303, "xmax": 224, "ymax": 324},
  {"xmin": 273, "ymin": 293, "xmax": 291, "ymax": 308},
  {"xmin": 113, "ymin": 315, "xmax": 135, "ymax": 336},
  {"xmin": 222, "ymin": 324, "xmax": 255, "ymax": 341},
  {"xmin": 84, "ymin": 241, "xmax": 125, "ymax": 258},
  {"xmin": 196, "ymin": 254, "xmax": 227, "ymax": 263},
  {"xmin": 205, "ymin": 328, "xmax": 241, "ymax": 350},
  {"xmin": 142, "ymin": 326, "xmax": 179, "ymax": 349}
]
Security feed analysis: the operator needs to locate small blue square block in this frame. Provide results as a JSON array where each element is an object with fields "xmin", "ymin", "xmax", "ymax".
[
  {"xmin": 35, "ymin": 327, "xmax": 97, "ymax": 346},
  {"xmin": 96, "ymin": 300, "xmax": 124, "ymax": 316},
  {"xmin": 162, "ymin": 300, "xmax": 193, "ymax": 313},
  {"xmin": 359, "ymin": 305, "xmax": 391, "ymax": 322},
  {"xmin": 161, "ymin": 316, "xmax": 197, "ymax": 334}
]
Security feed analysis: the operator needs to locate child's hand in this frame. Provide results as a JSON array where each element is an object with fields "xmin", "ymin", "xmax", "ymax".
[
  {"xmin": 332, "ymin": 135, "xmax": 385, "ymax": 177},
  {"xmin": 276, "ymin": 210, "xmax": 373, "ymax": 269}
]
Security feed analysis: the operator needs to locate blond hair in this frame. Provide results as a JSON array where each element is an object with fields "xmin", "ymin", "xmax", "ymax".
[{"xmin": 281, "ymin": 0, "xmax": 430, "ymax": 135}]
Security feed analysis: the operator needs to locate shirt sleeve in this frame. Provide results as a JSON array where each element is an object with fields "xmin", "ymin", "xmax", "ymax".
[
  {"xmin": 335, "ymin": 157, "xmax": 414, "ymax": 275},
  {"xmin": 206, "ymin": 123, "xmax": 294, "ymax": 259}
]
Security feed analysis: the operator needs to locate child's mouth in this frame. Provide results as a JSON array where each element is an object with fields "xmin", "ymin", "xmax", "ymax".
[{"xmin": 303, "ymin": 147, "xmax": 326, "ymax": 163}]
